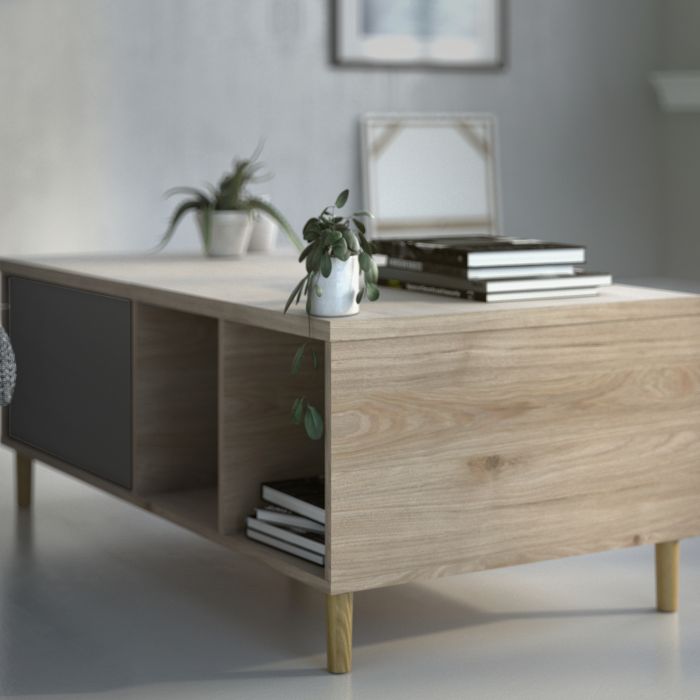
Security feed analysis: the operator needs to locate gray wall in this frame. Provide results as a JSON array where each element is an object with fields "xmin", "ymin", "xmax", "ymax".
[
  {"xmin": 658, "ymin": 0, "xmax": 700, "ymax": 279},
  {"xmin": 0, "ymin": 0, "xmax": 662, "ymax": 276}
]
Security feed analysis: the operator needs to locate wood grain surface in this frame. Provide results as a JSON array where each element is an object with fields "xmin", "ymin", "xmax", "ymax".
[
  {"xmin": 2, "ymin": 255, "xmax": 699, "ymax": 342},
  {"xmin": 132, "ymin": 303, "xmax": 219, "ymax": 494},
  {"xmin": 326, "ymin": 315, "xmax": 700, "ymax": 592},
  {"xmin": 218, "ymin": 321, "xmax": 325, "ymax": 536}
]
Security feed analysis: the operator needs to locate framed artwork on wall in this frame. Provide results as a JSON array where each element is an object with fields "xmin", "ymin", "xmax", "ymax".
[{"xmin": 335, "ymin": 0, "xmax": 505, "ymax": 69}]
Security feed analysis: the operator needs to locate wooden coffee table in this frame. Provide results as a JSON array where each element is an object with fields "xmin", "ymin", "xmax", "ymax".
[{"xmin": 2, "ymin": 254, "xmax": 699, "ymax": 674}]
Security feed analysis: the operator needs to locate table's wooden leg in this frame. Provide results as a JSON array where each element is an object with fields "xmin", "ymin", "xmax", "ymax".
[
  {"xmin": 16, "ymin": 453, "xmax": 32, "ymax": 509},
  {"xmin": 655, "ymin": 541, "xmax": 679, "ymax": 612},
  {"xmin": 326, "ymin": 592, "xmax": 353, "ymax": 674}
]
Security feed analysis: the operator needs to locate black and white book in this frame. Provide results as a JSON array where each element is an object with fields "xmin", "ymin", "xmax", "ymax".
[
  {"xmin": 246, "ymin": 516, "xmax": 325, "ymax": 555},
  {"xmin": 385, "ymin": 280, "xmax": 600, "ymax": 303},
  {"xmin": 386, "ymin": 257, "xmax": 577, "ymax": 280},
  {"xmin": 376, "ymin": 237, "xmax": 586, "ymax": 268},
  {"xmin": 254, "ymin": 505, "xmax": 325, "ymax": 533},
  {"xmin": 261, "ymin": 476, "xmax": 325, "ymax": 525},
  {"xmin": 379, "ymin": 266, "xmax": 611, "ymax": 294},
  {"xmin": 245, "ymin": 528, "xmax": 324, "ymax": 566}
]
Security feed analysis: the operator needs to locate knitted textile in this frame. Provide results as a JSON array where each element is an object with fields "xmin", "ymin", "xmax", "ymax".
[{"xmin": 0, "ymin": 327, "xmax": 16, "ymax": 406}]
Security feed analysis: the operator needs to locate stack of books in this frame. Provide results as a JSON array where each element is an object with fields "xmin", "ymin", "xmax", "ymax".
[
  {"xmin": 375, "ymin": 237, "xmax": 612, "ymax": 302},
  {"xmin": 245, "ymin": 476, "xmax": 325, "ymax": 566}
]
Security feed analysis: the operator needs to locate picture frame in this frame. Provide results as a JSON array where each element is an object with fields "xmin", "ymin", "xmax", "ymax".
[{"xmin": 334, "ymin": 0, "xmax": 505, "ymax": 69}]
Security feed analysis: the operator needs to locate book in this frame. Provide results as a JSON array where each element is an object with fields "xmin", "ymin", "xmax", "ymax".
[
  {"xmin": 379, "ymin": 266, "xmax": 611, "ymax": 294},
  {"xmin": 245, "ymin": 528, "xmax": 325, "ymax": 566},
  {"xmin": 255, "ymin": 505, "xmax": 325, "ymax": 533},
  {"xmin": 261, "ymin": 476, "xmax": 325, "ymax": 525},
  {"xmin": 386, "ymin": 257, "xmax": 577, "ymax": 280},
  {"xmin": 384, "ymin": 280, "xmax": 600, "ymax": 303},
  {"xmin": 246, "ymin": 516, "xmax": 325, "ymax": 555},
  {"xmin": 375, "ymin": 237, "xmax": 586, "ymax": 268}
]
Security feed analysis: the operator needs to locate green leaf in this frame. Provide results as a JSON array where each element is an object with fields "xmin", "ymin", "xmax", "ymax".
[
  {"xmin": 291, "ymin": 397, "xmax": 304, "ymax": 425},
  {"xmin": 303, "ymin": 218, "xmax": 320, "ymax": 241},
  {"xmin": 356, "ymin": 287, "xmax": 365, "ymax": 304},
  {"xmin": 342, "ymin": 229, "xmax": 360, "ymax": 253},
  {"xmin": 284, "ymin": 277, "xmax": 305, "ymax": 314},
  {"xmin": 324, "ymin": 229, "xmax": 343, "ymax": 247},
  {"xmin": 352, "ymin": 210, "xmax": 373, "ymax": 218},
  {"xmin": 366, "ymin": 281, "xmax": 380, "ymax": 301},
  {"xmin": 359, "ymin": 251, "xmax": 378, "ymax": 283},
  {"xmin": 292, "ymin": 342, "xmax": 307, "ymax": 374},
  {"xmin": 299, "ymin": 243, "xmax": 314, "ymax": 263},
  {"xmin": 154, "ymin": 198, "xmax": 203, "ymax": 252},
  {"xmin": 304, "ymin": 404, "xmax": 324, "ymax": 440},
  {"xmin": 315, "ymin": 284, "xmax": 323, "ymax": 297},
  {"xmin": 332, "ymin": 239, "xmax": 349, "ymax": 260},
  {"xmin": 335, "ymin": 189, "xmax": 349, "ymax": 208},
  {"xmin": 321, "ymin": 254, "xmax": 332, "ymax": 278},
  {"xmin": 304, "ymin": 246, "xmax": 318, "ymax": 273},
  {"xmin": 353, "ymin": 218, "xmax": 366, "ymax": 234}
]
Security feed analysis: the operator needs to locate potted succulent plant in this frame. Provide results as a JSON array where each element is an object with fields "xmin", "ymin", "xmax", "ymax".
[
  {"xmin": 157, "ymin": 147, "xmax": 302, "ymax": 256},
  {"xmin": 284, "ymin": 189, "xmax": 380, "ymax": 440},
  {"xmin": 284, "ymin": 189, "xmax": 380, "ymax": 318}
]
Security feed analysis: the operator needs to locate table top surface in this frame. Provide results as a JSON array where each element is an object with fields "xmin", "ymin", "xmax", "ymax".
[{"xmin": 2, "ymin": 253, "xmax": 699, "ymax": 341}]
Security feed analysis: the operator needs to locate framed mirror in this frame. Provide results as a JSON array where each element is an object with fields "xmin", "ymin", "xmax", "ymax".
[{"xmin": 361, "ymin": 113, "xmax": 501, "ymax": 240}]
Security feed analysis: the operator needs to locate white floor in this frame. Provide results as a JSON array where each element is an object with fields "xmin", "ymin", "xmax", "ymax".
[{"xmin": 0, "ymin": 450, "xmax": 698, "ymax": 700}]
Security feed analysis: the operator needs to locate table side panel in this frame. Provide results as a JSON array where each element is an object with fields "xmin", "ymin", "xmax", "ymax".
[
  {"xmin": 218, "ymin": 322, "xmax": 325, "ymax": 536},
  {"xmin": 327, "ymin": 314, "xmax": 700, "ymax": 593}
]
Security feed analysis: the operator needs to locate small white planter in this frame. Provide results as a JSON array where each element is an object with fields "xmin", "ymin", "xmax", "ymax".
[
  {"xmin": 309, "ymin": 257, "xmax": 360, "ymax": 318},
  {"xmin": 198, "ymin": 211, "xmax": 252, "ymax": 258},
  {"xmin": 248, "ymin": 212, "xmax": 278, "ymax": 252}
]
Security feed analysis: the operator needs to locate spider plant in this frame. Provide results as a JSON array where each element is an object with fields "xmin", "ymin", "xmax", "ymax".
[{"xmin": 156, "ymin": 145, "xmax": 302, "ymax": 252}]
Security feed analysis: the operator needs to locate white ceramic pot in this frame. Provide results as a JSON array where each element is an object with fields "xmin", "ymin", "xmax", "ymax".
[
  {"xmin": 308, "ymin": 257, "xmax": 360, "ymax": 318},
  {"xmin": 198, "ymin": 211, "xmax": 252, "ymax": 258},
  {"xmin": 248, "ymin": 212, "xmax": 278, "ymax": 252}
]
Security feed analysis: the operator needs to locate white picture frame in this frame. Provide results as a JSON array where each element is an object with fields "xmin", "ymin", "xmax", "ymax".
[
  {"xmin": 335, "ymin": 0, "xmax": 505, "ymax": 69},
  {"xmin": 361, "ymin": 113, "xmax": 502, "ymax": 240}
]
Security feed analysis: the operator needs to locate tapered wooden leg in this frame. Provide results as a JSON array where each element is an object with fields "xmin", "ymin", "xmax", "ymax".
[
  {"xmin": 326, "ymin": 592, "xmax": 353, "ymax": 674},
  {"xmin": 656, "ymin": 541, "xmax": 679, "ymax": 612},
  {"xmin": 16, "ymin": 453, "xmax": 32, "ymax": 509}
]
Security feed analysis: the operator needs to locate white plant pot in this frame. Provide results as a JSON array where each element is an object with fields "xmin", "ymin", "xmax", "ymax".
[
  {"xmin": 248, "ymin": 213, "xmax": 278, "ymax": 252},
  {"xmin": 308, "ymin": 257, "xmax": 360, "ymax": 318},
  {"xmin": 198, "ymin": 211, "xmax": 252, "ymax": 258}
]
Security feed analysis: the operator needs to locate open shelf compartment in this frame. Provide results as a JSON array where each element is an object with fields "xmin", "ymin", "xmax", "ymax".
[{"xmin": 132, "ymin": 303, "xmax": 219, "ymax": 534}]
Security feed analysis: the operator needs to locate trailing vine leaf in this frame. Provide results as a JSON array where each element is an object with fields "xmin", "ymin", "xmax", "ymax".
[
  {"xmin": 320, "ymin": 254, "xmax": 332, "ymax": 278},
  {"xmin": 304, "ymin": 404, "xmax": 324, "ymax": 440},
  {"xmin": 291, "ymin": 397, "xmax": 304, "ymax": 425},
  {"xmin": 335, "ymin": 189, "xmax": 349, "ymax": 208},
  {"xmin": 291, "ymin": 343, "xmax": 307, "ymax": 374},
  {"xmin": 353, "ymin": 218, "xmax": 366, "ymax": 234},
  {"xmin": 285, "ymin": 277, "xmax": 305, "ymax": 314},
  {"xmin": 366, "ymin": 281, "xmax": 380, "ymax": 301}
]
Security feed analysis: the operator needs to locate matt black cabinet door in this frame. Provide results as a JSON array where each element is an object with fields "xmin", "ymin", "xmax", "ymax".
[{"xmin": 8, "ymin": 277, "xmax": 132, "ymax": 488}]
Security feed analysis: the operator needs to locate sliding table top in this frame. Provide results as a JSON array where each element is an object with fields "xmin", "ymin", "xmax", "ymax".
[{"xmin": 1, "ymin": 253, "xmax": 699, "ymax": 342}]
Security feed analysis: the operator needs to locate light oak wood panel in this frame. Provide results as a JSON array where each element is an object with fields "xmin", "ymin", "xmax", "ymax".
[
  {"xmin": 2, "ymin": 257, "xmax": 700, "ymax": 342},
  {"xmin": 326, "ymin": 315, "xmax": 700, "ymax": 593},
  {"xmin": 218, "ymin": 321, "xmax": 325, "ymax": 536},
  {"xmin": 133, "ymin": 303, "xmax": 218, "ymax": 494}
]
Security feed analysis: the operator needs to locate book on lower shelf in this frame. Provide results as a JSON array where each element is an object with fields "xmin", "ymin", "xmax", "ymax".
[{"xmin": 245, "ymin": 476, "xmax": 325, "ymax": 567}]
